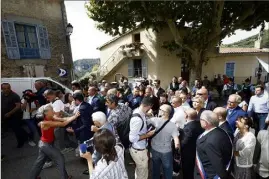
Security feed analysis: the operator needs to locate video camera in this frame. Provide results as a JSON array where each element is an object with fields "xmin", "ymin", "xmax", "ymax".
[{"xmin": 22, "ymin": 89, "xmax": 37, "ymax": 103}]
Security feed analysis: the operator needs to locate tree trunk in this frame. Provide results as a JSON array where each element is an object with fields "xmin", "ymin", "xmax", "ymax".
[{"xmin": 189, "ymin": 50, "xmax": 204, "ymax": 84}]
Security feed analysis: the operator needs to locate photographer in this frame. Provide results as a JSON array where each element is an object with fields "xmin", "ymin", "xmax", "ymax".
[
  {"xmin": 80, "ymin": 128, "xmax": 128, "ymax": 179},
  {"xmin": 21, "ymin": 89, "xmax": 39, "ymax": 146},
  {"xmin": 29, "ymin": 104, "xmax": 80, "ymax": 179}
]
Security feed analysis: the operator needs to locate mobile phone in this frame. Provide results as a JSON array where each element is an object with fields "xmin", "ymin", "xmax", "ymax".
[{"xmin": 79, "ymin": 143, "xmax": 87, "ymax": 154}]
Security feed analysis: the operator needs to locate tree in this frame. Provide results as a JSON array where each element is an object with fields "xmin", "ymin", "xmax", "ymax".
[{"xmin": 86, "ymin": 1, "xmax": 269, "ymax": 81}]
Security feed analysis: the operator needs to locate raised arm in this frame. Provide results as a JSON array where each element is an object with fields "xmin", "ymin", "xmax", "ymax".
[{"xmin": 41, "ymin": 112, "xmax": 80, "ymax": 128}]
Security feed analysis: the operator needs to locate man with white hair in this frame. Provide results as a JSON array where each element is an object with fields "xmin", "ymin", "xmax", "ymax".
[
  {"xmin": 226, "ymin": 94, "xmax": 247, "ymax": 131},
  {"xmin": 91, "ymin": 111, "xmax": 114, "ymax": 134},
  {"xmin": 195, "ymin": 110, "xmax": 233, "ymax": 179}
]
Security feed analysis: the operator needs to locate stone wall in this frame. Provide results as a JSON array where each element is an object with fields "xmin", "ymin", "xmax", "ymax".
[{"xmin": 1, "ymin": 0, "xmax": 72, "ymax": 85}]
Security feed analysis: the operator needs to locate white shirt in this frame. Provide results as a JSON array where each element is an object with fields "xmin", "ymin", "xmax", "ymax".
[
  {"xmin": 199, "ymin": 127, "xmax": 217, "ymax": 139},
  {"xmin": 256, "ymin": 129, "xmax": 269, "ymax": 178},
  {"xmin": 181, "ymin": 102, "xmax": 191, "ymax": 111},
  {"xmin": 51, "ymin": 99, "xmax": 65, "ymax": 113},
  {"xmin": 235, "ymin": 132, "xmax": 256, "ymax": 168},
  {"xmin": 90, "ymin": 145, "xmax": 128, "ymax": 179},
  {"xmin": 170, "ymin": 106, "xmax": 186, "ymax": 129},
  {"xmin": 129, "ymin": 108, "xmax": 148, "ymax": 149},
  {"xmin": 248, "ymin": 93, "xmax": 269, "ymax": 113},
  {"xmin": 204, "ymin": 99, "xmax": 208, "ymax": 108},
  {"xmin": 21, "ymin": 99, "xmax": 37, "ymax": 119}
]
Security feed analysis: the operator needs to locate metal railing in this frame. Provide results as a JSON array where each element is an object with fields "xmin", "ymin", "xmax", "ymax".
[{"xmin": 98, "ymin": 43, "xmax": 146, "ymax": 80}]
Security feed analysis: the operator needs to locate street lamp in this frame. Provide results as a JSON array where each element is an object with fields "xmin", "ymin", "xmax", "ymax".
[{"xmin": 66, "ymin": 23, "xmax": 73, "ymax": 36}]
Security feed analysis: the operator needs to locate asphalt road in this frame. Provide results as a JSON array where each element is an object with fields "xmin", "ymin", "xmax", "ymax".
[{"xmin": 1, "ymin": 131, "xmax": 137, "ymax": 179}]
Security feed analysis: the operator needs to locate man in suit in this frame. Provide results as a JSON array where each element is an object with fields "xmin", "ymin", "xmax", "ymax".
[
  {"xmin": 145, "ymin": 86, "xmax": 159, "ymax": 116},
  {"xmin": 153, "ymin": 79, "xmax": 165, "ymax": 98},
  {"xmin": 226, "ymin": 94, "xmax": 247, "ymax": 131},
  {"xmin": 213, "ymin": 107, "xmax": 234, "ymax": 141},
  {"xmin": 195, "ymin": 110, "xmax": 233, "ymax": 179},
  {"xmin": 196, "ymin": 88, "xmax": 217, "ymax": 111},
  {"xmin": 66, "ymin": 92, "xmax": 94, "ymax": 143},
  {"xmin": 87, "ymin": 86, "xmax": 105, "ymax": 113},
  {"xmin": 181, "ymin": 108, "xmax": 204, "ymax": 179},
  {"xmin": 126, "ymin": 87, "xmax": 142, "ymax": 110}
]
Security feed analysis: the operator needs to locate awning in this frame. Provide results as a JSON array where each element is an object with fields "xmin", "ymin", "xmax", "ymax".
[{"xmin": 256, "ymin": 57, "xmax": 269, "ymax": 73}]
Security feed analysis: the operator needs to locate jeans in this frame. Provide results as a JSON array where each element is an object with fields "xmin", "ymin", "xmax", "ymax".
[
  {"xmin": 151, "ymin": 148, "xmax": 173, "ymax": 179},
  {"xmin": 24, "ymin": 119, "xmax": 39, "ymax": 141},
  {"xmin": 254, "ymin": 113, "xmax": 268, "ymax": 134},
  {"xmin": 29, "ymin": 141, "xmax": 68, "ymax": 179}
]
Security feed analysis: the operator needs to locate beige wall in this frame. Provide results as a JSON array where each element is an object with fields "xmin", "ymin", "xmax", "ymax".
[
  {"xmin": 202, "ymin": 54, "xmax": 269, "ymax": 84},
  {"xmin": 100, "ymin": 32, "xmax": 134, "ymax": 66},
  {"xmin": 1, "ymin": 0, "xmax": 72, "ymax": 85},
  {"xmin": 155, "ymin": 27, "xmax": 181, "ymax": 88}
]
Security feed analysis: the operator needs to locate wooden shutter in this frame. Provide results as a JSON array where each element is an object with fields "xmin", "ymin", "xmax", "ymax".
[
  {"xmin": 142, "ymin": 58, "xmax": 147, "ymax": 78},
  {"xmin": 37, "ymin": 25, "xmax": 51, "ymax": 59},
  {"xmin": 1, "ymin": 20, "xmax": 20, "ymax": 59},
  {"xmin": 128, "ymin": 59, "xmax": 134, "ymax": 77}
]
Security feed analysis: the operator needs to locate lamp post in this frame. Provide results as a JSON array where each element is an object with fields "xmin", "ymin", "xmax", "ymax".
[{"xmin": 66, "ymin": 23, "xmax": 74, "ymax": 82}]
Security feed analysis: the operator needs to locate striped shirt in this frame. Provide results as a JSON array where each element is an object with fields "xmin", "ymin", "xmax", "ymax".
[{"xmin": 90, "ymin": 145, "xmax": 128, "ymax": 179}]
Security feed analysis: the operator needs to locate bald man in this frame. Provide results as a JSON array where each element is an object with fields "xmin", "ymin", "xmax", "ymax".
[
  {"xmin": 213, "ymin": 107, "xmax": 234, "ymax": 141},
  {"xmin": 196, "ymin": 88, "xmax": 217, "ymax": 111},
  {"xmin": 195, "ymin": 110, "xmax": 233, "ymax": 179},
  {"xmin": 181, "ymin": 108, "xmax": 204, "ymax": 179}
]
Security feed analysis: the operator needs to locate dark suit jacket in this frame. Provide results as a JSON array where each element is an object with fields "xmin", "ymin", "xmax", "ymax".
[
  {"xmin": 74, "ymin": 102, "xmax": 94, "ymax": 142},
  {"xmin": 197, "ymin": 108, "xmax": 206, "ymax": 120},
  {"xmin": 181, "ymin": 121, "xmax": 204, "ymax": 179},
  {"xmin": 169, "ymin": 82, "xmax": 179, "ymax": 92},
  {"xmin": 194, "ymin": 127, "xmax": 233, "ymax": 179},
  {"xmin": 90, "ymin": 95, "xmax": 105, "ymax": 113},
  {"xmin": 127, "ymin": 94, "xmax": 142, "ymax": 110},
  {"xmin": 219, "ymin": 121, "xmax": 234, "ymax": 141},
  {"xmin": 226, "ymin": 106, "xmax": 247, "ymax": 131},
  {"xmin": 156, "ymin": 88, "xmax": 165, "ymax": 98},
  {"xmin": 150, "ymin": 95, "xmax": 160, "ymax": 116},
  {"xmin": 205, "ymin": 100, "xmax": 218, "ymax": 111}
]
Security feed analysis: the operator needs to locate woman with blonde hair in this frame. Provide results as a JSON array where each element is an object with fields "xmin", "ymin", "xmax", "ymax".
[{"xmin": 192, "ymin": 96, "xmax": 205, "ymax": 119}]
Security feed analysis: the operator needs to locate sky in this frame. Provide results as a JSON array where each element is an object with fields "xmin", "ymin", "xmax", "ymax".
[{"xmin": 65, "ymin": 1, "xmax": 268, "ymax": 61}]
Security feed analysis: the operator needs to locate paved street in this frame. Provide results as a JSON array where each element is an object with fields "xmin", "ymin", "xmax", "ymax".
[{"xmin": 1, "ymin": 131, "xmax": 136, "ymax": 179}]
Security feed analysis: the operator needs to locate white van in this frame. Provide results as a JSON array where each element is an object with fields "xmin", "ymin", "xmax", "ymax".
[{"xmin": 1, "ymin": 77, "xmax": 72, "ymax": 97}]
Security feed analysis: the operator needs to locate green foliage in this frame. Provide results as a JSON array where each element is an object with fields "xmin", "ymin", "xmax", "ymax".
[
  {"xmin": 74, "ymin": 58, "xmax": 100, "ymax": 79},
  {"xmin": 86, "ymin": 1, "xmax": 269, "ymax": 78},
  {"xmin": 222, "ymin": 29, "xmax": 269, "ymax": 48}
]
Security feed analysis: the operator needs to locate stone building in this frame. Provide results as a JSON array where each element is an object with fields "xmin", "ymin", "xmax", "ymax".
[{"xmin": 1, "ymin": 0, "xmax": 73, "ymax": 85}]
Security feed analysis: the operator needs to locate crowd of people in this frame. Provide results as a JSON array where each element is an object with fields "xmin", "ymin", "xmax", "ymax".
[{"xmin": 1, "ymin": 74, "xmax": 269, "ymax": 179}]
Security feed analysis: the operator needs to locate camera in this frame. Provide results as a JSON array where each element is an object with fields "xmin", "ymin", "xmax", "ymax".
[{"xmin": 22, "ymin": 90, "xmax": 37, "ymax": 102}]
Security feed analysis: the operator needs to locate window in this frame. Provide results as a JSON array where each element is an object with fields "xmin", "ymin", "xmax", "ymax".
[
  {"xmin": 15, "ymin": 24, "xmax": 40, "ymax": 58},
  {"xmin": 1, "ymin": 20, "xmax": 51, "ymax": 60},
  {"xmin": 133, "ymin": 59, "xmax": 142, "ymax": 77},
  {"xmin": 225, "ymin": 62, "xmax": 235, "ymax": 77},
  {"xmin": 128, "ymin": 58, "xmax": 147, "ymax": 78},
  {"xmin": 133, "ymin": 33, "xmax": 140, "ymax": 43}
]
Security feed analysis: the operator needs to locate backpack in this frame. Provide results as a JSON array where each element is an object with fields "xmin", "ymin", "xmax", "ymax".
[{"xmin": 116, "ymin": 113, "xmax": 144, "ymax": 149}]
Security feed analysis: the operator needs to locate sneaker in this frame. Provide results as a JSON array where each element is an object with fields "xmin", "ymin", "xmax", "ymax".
[
  {"xmin": 42, "ymin": 161, "xmax": 53, "ymax": 169},
  {"xmin": 61, "ymin": 147, "xmax": 74, "ymax": 154},
  {"xmin": 173, "ymin": 172, "xmax": 180, "ymax": 176},
  {"xmin": 28, "ymin": 141, "xmax": 36, "ymax": 147}
]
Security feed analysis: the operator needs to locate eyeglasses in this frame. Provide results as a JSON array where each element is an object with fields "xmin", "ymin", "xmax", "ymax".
[
  {"xmin": 227, "ymin": 101, "xmax": 236, "ymax": 104},
  {"xmin": 159, "ymin": 108, "xmax": 168, "ymax": 113}
]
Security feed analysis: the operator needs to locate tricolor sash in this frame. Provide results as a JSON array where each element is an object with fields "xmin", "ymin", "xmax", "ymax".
[{"xmin": 196, "ymin": 129, "xmax": 233, "ymax": 179}]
